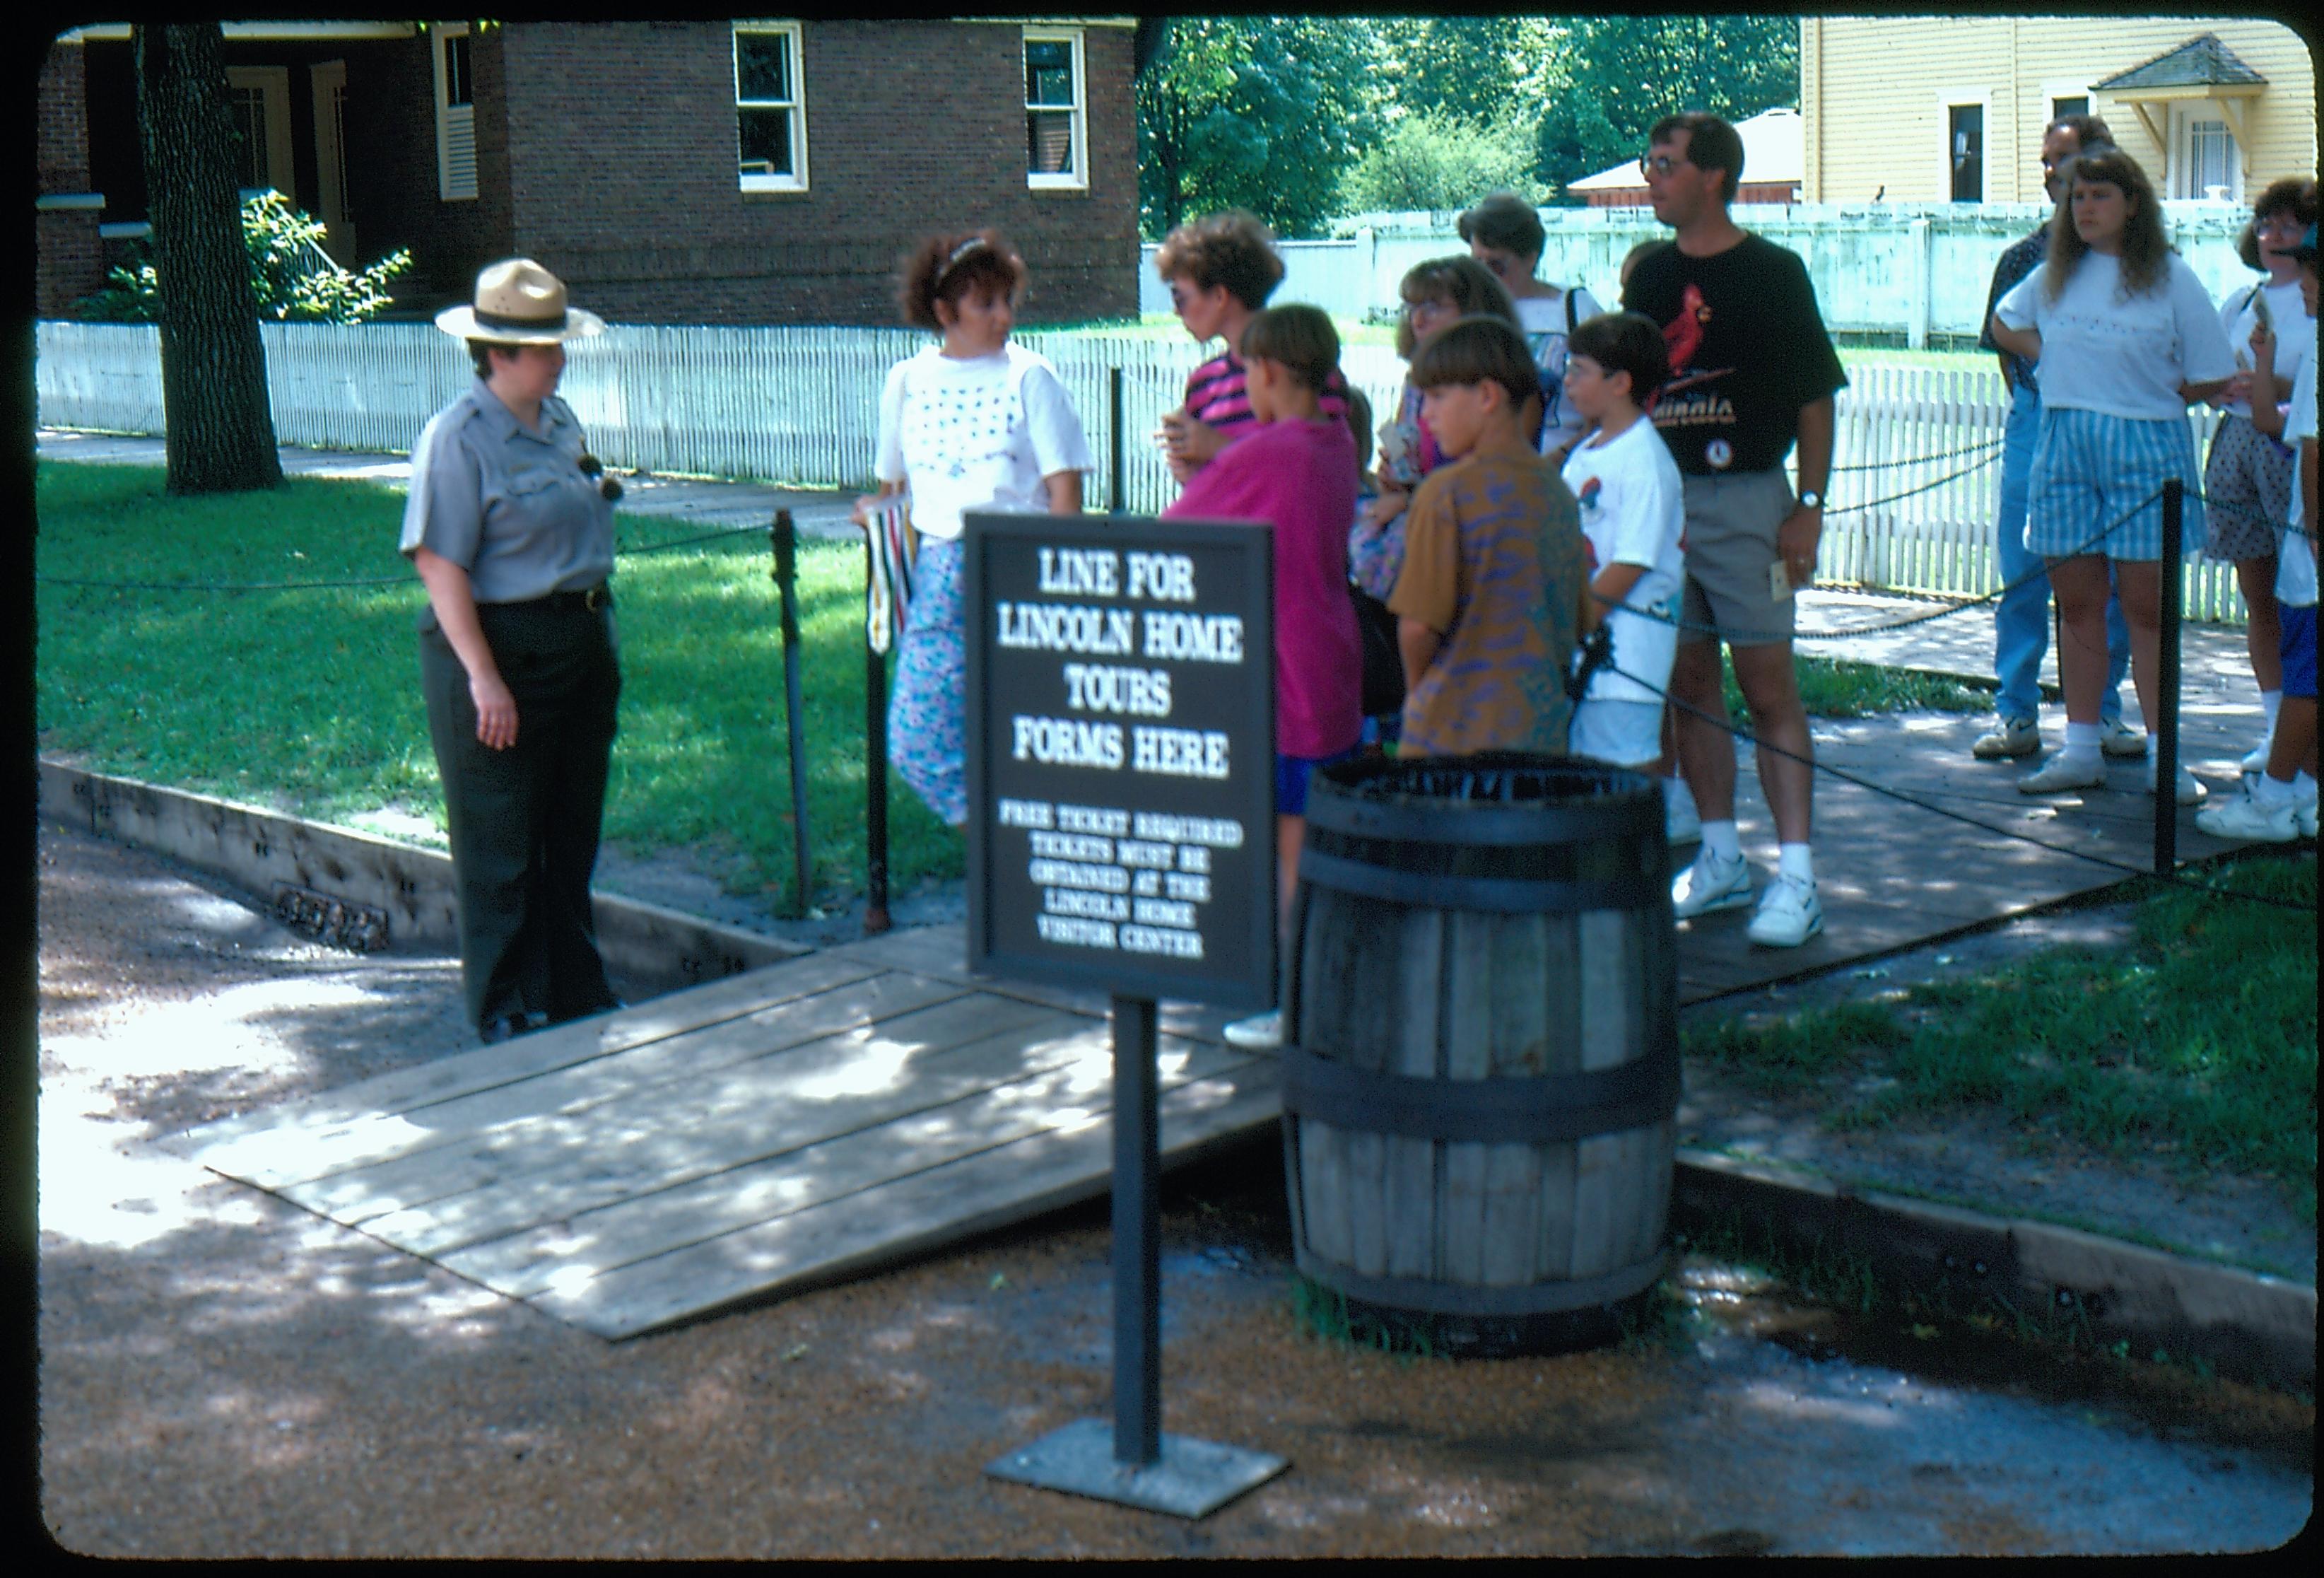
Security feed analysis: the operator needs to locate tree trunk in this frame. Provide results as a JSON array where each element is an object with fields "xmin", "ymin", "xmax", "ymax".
[{"xmin": 134, "ymin": 22, "xmax": 281, "ymax": 495}]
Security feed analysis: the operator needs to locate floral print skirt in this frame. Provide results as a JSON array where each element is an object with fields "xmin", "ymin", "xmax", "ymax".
[{"xmin": 887, "ymin": 535, "xmax": 968, "ymax": 826}]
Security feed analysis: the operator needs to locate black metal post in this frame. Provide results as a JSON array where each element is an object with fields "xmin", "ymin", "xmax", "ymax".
[
  {"xmin": 1110, "ymin": 992, "xmax": 1161, "ymax": 1467},
  {"xmin": 2155, "ymin": 479, "xmax": 2183, "ymax": 878},
  {"xmin": 863, "ymin": 523, "xmax": 892, "ymax": 936},
  {"xmin": 771, "ymin": 509, "xmax": 814, "ymax": 914},
  {"xmin": 1108, "ymin": 366, "xmax": 1127, "ymax": 514}
]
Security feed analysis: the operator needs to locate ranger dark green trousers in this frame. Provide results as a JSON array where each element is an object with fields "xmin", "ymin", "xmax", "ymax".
[{"xmin": 420, "ymin": 593, "xmax": 621, "ymax": 1032}]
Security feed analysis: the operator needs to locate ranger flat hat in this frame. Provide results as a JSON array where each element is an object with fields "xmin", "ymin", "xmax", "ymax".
[{"xmin": 434, "ymin": 257, "xmax": 605, "ymax": 344}]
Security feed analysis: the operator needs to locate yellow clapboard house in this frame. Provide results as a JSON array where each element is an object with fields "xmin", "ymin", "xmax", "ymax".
[{"xmin": 1800, "ymin": 16, "xmax": 2316, "ymax": 204}]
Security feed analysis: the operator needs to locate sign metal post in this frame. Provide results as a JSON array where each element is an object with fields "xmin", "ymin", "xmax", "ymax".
[{"xmin": 967, "ymin": 512, "xmax": 1288, "ymax": 1519}]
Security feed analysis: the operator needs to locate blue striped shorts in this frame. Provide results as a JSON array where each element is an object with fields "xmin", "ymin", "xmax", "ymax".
[{"xmin": 2025, "ymin": 406, "xmax": 2206, "ymax": 562}]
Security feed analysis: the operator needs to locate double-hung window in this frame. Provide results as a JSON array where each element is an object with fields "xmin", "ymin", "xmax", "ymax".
[
  {"xmin": 433, "ymin": 21, "xmax": 476, "ymax": 201},
  {"xmin": 735, "ymin": 21, "xmax": 808, "ymax": 192},
  {"xmin": 1023, "ymin": 27, "xmax": 1086, "ymax": 191}
]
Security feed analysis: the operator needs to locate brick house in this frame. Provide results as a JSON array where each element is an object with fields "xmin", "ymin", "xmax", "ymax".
[{"xmin": 40, "ymin": 18, "xmax": 1157, "ymax": 325}]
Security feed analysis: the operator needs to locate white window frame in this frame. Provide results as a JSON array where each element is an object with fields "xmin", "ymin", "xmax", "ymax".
[
  {"xmin": 1023, "ymin": 25, "xmax": 1086, "ymax": 192},
  {"xmin": 224, "ymin": 65, "xmax": 295, "ymax": 197},
  {"xmin": 433, "ymin": 21, "xmax": 476, "ymax": 202},
  {"xmin": 734, "ymin": 21, "xmax": 809, "ymax": 194},
  {"xmin": 1935, "ymin": 88, "xmax": 1992, "ymax": 205},
  {"xmin": 2169, "ymin": 102, "xmax": 2241, "ymax": 203},
  {"xmin": 2041, "ymin": 80, "xmax": 2094, "ymax": 131}
]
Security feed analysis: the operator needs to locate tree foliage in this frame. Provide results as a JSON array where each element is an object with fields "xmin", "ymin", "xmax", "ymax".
[
  {"xmin": 1135, "ymin": 17, "xmax": 1379, "ymax": 239},
  {"xmin": 76, "ymin": 192, "xmax": 413, "ymax": 325},
  {"xmin": 1338, "ymin": 111, "xmax": 1543, "ymax": 216},
  {"xmin": 1136, "ymin": 15, "xmax": 1801, "ymax": 235},
  {"xmin": 1534, "ymin": 16, "xmax": 1801, "ymax": 201}
]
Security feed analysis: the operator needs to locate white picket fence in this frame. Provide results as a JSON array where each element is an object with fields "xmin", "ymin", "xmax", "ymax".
[{"xmin": 35, "ymin": 319, "xmax": 2244, "ymax": 621}]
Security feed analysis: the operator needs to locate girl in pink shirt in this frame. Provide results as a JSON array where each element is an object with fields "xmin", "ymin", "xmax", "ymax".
[{"xmin": 1164, "ymin": 303, "xmax": 1361, "ymax": 1050}]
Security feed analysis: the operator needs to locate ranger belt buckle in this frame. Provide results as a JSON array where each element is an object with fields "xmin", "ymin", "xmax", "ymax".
[{"xmin": 584, "ymin": 583, "xmax": 607, "ymax": 612}]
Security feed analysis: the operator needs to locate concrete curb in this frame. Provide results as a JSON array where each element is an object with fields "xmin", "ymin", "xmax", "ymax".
[
  {"xmin": 35, "ymin": 760, "xmax": 809, "ymax": 995},
  {"xmin": 1671, "ymin": 1147, "xmax": 2316, "ymax": 1391}
]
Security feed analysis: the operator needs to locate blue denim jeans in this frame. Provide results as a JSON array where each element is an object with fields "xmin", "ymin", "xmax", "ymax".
[{"xmin": 1995, "ymin": 382, "xmax": 2128, "ymax": 723}]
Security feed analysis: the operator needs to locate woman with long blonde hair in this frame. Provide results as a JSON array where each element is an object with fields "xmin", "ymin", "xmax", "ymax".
[{"xmin": 1990, "ymin": 146, "xmax": 2236, "ymax": 804}]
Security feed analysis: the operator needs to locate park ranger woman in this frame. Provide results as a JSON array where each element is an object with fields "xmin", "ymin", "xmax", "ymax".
[{"xmin": 402, "ymin": 258, "xmax": 626, "ymax": 1044}]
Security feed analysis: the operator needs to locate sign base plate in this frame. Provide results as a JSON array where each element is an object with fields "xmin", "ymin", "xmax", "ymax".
[{"xmin": 985, "ymin": 1418, "xmax": 1287, "ymax": 1519}]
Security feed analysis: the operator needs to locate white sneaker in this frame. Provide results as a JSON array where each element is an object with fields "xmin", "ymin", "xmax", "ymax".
[
  {"xmin": 2296, "ymin": 779, "xmax": 2320, "ymax": 838},
  {"xmin": 2019, "ymin": 752, "xmax": 2105, "ymax": 794},
  {"xmin": 2146, "ymin": 760, "xmax": 2207, "ymax": 806},
  {"xmin": 1971, "ymin": 715, "xmax": 2041, "ymax": 759},
  {"xmin": 1746, "ymin": 875, "xmax": 1824, "ymax": 947},
  {"xmin": 1665, "ymin": 792, "xmax": 1701, "ymax": 846},
  {"xmin": 2194, "ymin": 791, "xmax": 2298, "ymax": 843},
  {"xmin": 2100, "ymin": 718, "xmax": 2150, "ymax": 759},
  {"xmin": 1672, "ymin": 850, "xmax": 1754, "ymax": 918},
  {"xmin": 2239, "ymin": 737, "xmax": 2275, "ymax": 775},
  {"xmin": 1221, "ymin": 1009, "xmax": 1284, "ymax": 1050}
]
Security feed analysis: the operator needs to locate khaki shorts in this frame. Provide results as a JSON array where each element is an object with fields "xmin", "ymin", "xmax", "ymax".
[{"xmin": 1678, "ymin": 468, "xmax": 1797, "ymax": 647}]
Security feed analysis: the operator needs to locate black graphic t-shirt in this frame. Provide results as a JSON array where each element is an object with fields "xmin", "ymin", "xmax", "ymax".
[{"xmin": 1620, "ymin": 234, "xmax": 1848, "ymax": 477}]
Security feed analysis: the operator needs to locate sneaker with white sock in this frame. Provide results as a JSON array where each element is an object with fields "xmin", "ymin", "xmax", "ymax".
[
  {"xmin": 1221, "ymin": 1009, "xmax": 1284, "ymax": 1050},
  {"xmin": 2019, "ymin": 752, "xmax": 2105, "ymax": 793},
  {"xmin": 1971, "ymin": 714, "xmax": 2041, "ymax": 760},
  {"xmin": 2146, "ymin": 759, "xmax": 2207, "ymax": 806},
  {"xmin": 2239, "ymin": 738, "xmax": 2275, "ymax": 775},
  {"xmin": 1746, "ymin": 875, "xmax": 1824, "ymax": 947},
  {"xmin": 1672, "ymin": 848, "xmax": 1754, "ymax": 918},
  {"xmin": 2100, "ymin": 718, "xmax": 2149, "ymax": 759},
  {"xmin": 2195, "ymin": 791, "xmax": 2298, "ymax": 843}
]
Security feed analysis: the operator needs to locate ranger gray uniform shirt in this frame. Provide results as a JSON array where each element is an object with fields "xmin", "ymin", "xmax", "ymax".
[{"xmin": 400, "ymin": 379, "xmax": 616, "ymax": 602}]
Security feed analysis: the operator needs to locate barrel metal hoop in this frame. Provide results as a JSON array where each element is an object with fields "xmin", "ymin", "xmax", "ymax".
[
  {"xmin": 1295, "ymin": 848, "xmax": 1661, "ymax": 915},
  {"xmin": 1279, "ymin": 1042, "xmax": 1680, "ymax": 1143},
  {"xmin": 1305, "ymin": 794, "xmax": 1663, "ymax": 848},
  {"xmin": 1293, "ymin": 1246, "xmax": 1668, "ymax": 1317}
]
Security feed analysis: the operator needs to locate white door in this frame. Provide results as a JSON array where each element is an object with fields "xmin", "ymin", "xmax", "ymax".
[
  {"xmin": 223, "ymin": 66, "xmax": 295, "ymax": 199},
  {"xmin": 309, "ymin": 60, "xmax": 354, "ymax": 262}
]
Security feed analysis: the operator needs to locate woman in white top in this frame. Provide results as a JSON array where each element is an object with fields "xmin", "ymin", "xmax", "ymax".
[
  {"xmin": 856, "ymin": 230, "xmax": 1093, "ymax": 826},
  {"xmin": 1460, "ymin": 191, "xmax": 1604, "ymax": 465},
  {"xmin": 1990, "ymin": 146, "xmax": 2235, "ymax": 802},
  {"xmin": 2203, "ymin": 178, "xmax": 2317, "ymax": 772}
]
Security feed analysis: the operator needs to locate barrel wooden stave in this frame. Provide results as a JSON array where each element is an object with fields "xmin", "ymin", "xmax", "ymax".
[{"xmin": 1288, "ymin": 841, "xmax": 1674, "ymax": 1305}]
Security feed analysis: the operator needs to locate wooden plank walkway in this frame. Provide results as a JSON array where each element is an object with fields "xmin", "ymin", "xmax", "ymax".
[{"xmin": 160, "ymin": 703, "xmax": 2273, "ymax": 1340}]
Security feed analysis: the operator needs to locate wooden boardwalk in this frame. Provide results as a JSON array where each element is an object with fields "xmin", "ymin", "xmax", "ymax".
[{"xmin": 160, "ymin": 703, "xmax": 2272, "ymax": 1340}]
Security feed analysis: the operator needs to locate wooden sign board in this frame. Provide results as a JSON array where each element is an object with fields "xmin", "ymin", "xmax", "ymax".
[{"xmin": 963, "ymin": 512, "xmax": 1276, "ymax": 1010}]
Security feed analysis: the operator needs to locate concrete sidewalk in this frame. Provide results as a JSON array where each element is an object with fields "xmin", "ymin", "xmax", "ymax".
[{"xmin": 36, "ymin": 428, "xmax": 866, "ymax": 540}]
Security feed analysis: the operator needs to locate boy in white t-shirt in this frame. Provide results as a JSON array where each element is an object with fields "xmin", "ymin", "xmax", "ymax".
[
  {"xmin": 2200, "ymin": 221, "xmax": 2320, "ymax": 841},
  {"xmin": 1560, "ymin": 312, "xmax": 1687, "ymax": 785}
]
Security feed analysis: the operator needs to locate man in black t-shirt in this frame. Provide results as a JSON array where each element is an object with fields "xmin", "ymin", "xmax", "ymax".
[{"xmin": 1621, "ymin": 112, "xmax": 1846, "ymax": 949}]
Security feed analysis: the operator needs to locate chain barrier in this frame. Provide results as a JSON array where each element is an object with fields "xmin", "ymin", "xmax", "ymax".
[
  {"xmin": 1826, "ymin": 435, "xmax": 2003, "ymax": 474},
  {"xmin": 1601, "ymin": 486, "xmax": 2167, "ymax": 646},
  {"xmin": 1602, "ymin": 655, "xmax": 2315, "ymax": 915},
  {"xmin": 34, "ymin": 517, "xmax": 773, "ymax": 594}
]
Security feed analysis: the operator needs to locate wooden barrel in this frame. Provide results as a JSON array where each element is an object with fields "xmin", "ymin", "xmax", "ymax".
[{"xmin": 1281, "ymin": 753, "xmax": 1678, "ymax": 1353}]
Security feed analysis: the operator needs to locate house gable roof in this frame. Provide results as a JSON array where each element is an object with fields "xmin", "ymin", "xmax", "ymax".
[{"xmin": 2094, "ymin": 33, "xmax": 2266, "ymax": 93}]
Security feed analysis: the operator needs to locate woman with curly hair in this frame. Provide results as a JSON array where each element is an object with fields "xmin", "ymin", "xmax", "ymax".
[
  {"xmin": 855, "ymin": 228, "xmax": 1092, "ymax": 825},
  {"xmin": 1990, "ymin": 146, "xmax": 2236, "ymax": 804},
  {"xmin": 1151, "ymin": 208, "xmax": 1347, "ymax": 484},
  {"xmin": 2205, "ymin": 176, "xmax": 2318, "ymax": 773}
]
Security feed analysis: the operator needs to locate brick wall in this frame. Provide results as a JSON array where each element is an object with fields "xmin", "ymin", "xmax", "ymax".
[
  {"xmin": 346, "ymin": 28, "xmax": 515, "ymax": 307},
  {"xmin": 495, "ymin": 20, "xmax": 1140, "ymax": 326},
  {"xmin": 37, "ymin": 40, "xmax": 105, "ymax": 317}
]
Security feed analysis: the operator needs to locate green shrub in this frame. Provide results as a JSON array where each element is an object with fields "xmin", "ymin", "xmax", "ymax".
[{"xmin": 71, "ymin": 190, "xmax": 411, "ymax": 326}]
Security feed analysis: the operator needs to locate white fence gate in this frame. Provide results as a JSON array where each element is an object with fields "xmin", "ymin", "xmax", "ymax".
[{"xmin": 35, "ymin": 320, "xmax": 2243, "ymax": 621}]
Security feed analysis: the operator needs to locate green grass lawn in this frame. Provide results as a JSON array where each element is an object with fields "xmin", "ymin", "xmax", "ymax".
[
  {"xmin": 34, "ymin": 461, "xmax": 961, "ymax": 909},
  {"xmin": 36, "ymin": 460, "xmax": 1992, "ymax": 906},
  {"xmin": 1684, "ymin": 857, "xmax": 2320, "ymax": 1220}
]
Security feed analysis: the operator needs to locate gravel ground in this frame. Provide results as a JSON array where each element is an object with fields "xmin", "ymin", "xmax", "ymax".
[{"xmin": 35, "ymin": 820, "xmax": 2313, "ymax": 1557}]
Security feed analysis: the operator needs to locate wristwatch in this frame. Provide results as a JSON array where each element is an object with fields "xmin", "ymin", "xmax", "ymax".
[{"xmin": 1797, "ymin": 489, "xmax": 1824, "ymax": 510}]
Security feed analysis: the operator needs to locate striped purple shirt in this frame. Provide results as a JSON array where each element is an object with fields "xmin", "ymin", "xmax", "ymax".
[{"xmin": 1182, "ymin": 351, "xmax": 1351, "ymax": 436}]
